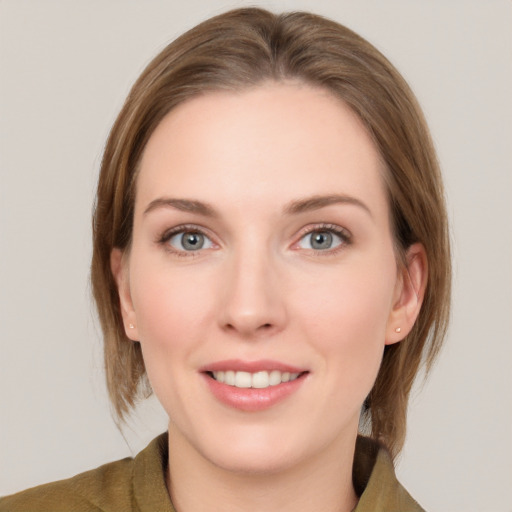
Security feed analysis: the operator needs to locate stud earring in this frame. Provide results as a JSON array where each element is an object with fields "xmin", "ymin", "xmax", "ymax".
[
  {"xmin": 395, "ymin": 327, "xmax": 401, "ymax": 333},
  {"xmin": 129, "ymin": 323, "xmax": 135, "ymax": 329}
]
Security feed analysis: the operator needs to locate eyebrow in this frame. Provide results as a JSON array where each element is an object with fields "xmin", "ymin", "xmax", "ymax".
[
  {"xmin": 143, "ymin": 198, "xmax": 218, "ymax": 217},
  {"xmin": 284, "ymin": 194, "xmax": 373, "ymax": 218},
  {"xmin": 143, "ymin": 194, "xmax": 372, "ymax": 218}
]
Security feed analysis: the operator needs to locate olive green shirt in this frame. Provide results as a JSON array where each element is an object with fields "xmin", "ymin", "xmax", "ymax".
[{"xmin": 0, "ymin": 433, "xmax": 424, "ymax": 511}]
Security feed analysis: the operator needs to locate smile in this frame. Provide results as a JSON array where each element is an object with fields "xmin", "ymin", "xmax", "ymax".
[
  {"xmin": 210, "ymin": 370, "xmax": 301, "ymax": 389},
  {"xmin": 201, "ymin": 360, "xmax": 309, "ymax": 411}
]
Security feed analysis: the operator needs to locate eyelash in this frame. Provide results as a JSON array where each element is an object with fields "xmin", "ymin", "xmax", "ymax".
[
  {"xmin": 157, "ymin": 223, "xmax": 352, "ymax": 257},
  {"xmin": 294, "ymin": 223, "xmax": 352, "ymax": 256},
  {"xmin": 157, "ymin": 224, "xmax": 214, "ymax": 258}
]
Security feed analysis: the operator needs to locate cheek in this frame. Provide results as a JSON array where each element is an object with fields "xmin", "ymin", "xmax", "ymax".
[
  {"xmin": 294, "ymin": 260, "xmax": 396, "ymax": 398},
  {"xmin": 127, "ymin": 260, "xmax": 221, "ymax": 420},
  {"xmin": 297, "ymin": 258, "xmax": 395, "ymax": 338},
  {"xmin": 131, "ymin": 266, "xmax": 215, "ymax": 346}
]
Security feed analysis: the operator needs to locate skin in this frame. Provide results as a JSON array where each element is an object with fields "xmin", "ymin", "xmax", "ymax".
[{"xmin": 112, "ymin": 82, "xmax": 426, "ymax": 512}]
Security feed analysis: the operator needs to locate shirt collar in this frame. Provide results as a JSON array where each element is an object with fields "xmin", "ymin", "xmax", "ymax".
[
  {"xmin": 132, "ymin": 432, "xmax": 423, "ymax": 512},
  {"xmin": 353, "ymin": 436, "xmax": 424, "ymax": 511}
]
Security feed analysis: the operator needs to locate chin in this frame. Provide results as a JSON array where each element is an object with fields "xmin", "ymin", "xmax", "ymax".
[
  {"xmin": 193, "ymin": 420, "xmax": 343, "ymax": 477},
  {"xmin": 206, "ymin": 444, "xmax": 304, "ymax": 476}
]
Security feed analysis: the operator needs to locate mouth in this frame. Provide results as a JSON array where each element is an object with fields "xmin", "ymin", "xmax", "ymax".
[
  {"xmin": 206, "ymin": 370, "xmax": 304, "ymax": 389},
  {"xmin": 200, "ymin": 360, "xmax": 309, "ymax": 411}
]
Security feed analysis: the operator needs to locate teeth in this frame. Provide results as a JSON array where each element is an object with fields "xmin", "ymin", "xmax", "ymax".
[
  {"xmin": 268, "ymin": 370, "xmax": 282, "ymax": 386},
  {"xmin": 211, "ymin": 370, "xmax": 301, "ymax": 389},
  {"xmin": 252, "ymin": 371, "xmax": 269, "ymax": 389},
  {"xmin": 235, "ymin": 371, "xmax": 252, "ymax": 388}
]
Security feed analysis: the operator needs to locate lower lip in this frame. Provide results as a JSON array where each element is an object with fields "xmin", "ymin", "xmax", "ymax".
[{"xmin": 202, "ymin": 373, "xmax": 307, "ymax": 412}]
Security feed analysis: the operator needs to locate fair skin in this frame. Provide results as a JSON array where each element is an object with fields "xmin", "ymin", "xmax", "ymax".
[{"xmin": 112, "ymin": 82, "xmax": 426, "ymax": 512}]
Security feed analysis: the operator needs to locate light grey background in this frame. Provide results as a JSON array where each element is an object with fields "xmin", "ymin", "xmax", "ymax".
[{"xmin": 1, "ymin": 1, "xmax": 511, "ymax": 510}]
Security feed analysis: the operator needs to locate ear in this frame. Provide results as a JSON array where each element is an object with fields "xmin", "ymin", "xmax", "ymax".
[
  {"xmin": 110, "ymin": 248, "xmax": 139, "ymax": 341},
  {"xmin": 385, "ymin": 243, "xmax": 428, "ymax": 345}
]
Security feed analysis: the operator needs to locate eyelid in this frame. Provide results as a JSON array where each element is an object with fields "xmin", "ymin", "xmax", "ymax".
[
  {"xmin": 291, "ymin": 223, "xmax": 352, "ymax": 252},
  {"xmin": 157, "ymin": 224, "xmax": 219, "ymax": 255}
]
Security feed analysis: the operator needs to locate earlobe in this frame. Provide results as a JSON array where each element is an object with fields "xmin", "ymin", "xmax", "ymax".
[
  {"xmin": 110, "ymin": 248, "xmax": 139, "ymax": 341},
  {"xmin": 386, "ymin": 243, "xmax": 428, "ymax": 345}
]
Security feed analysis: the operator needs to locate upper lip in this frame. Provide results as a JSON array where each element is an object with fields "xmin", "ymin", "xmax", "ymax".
[{"xmin": 199, "ymin": 359, "xmax": 307, "ymax": 374}]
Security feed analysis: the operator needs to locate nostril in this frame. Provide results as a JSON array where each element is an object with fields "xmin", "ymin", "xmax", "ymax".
[{"xmin": 258, "ymin": 323, "xmax": 273, "ymax": 331}]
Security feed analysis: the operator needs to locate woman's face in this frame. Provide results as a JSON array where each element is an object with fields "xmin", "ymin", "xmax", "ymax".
[{"xmin": 114, "ymin": 83, "xmax": 412, "ymax": 473}]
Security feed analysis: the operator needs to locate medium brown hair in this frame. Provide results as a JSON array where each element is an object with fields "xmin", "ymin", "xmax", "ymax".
[{"xmin": 91, "ymin": 8, "xmax": 450, "ymax": 459}]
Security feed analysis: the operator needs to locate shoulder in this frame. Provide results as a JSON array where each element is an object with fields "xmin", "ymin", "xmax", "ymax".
[
  {"xmin": 0, "ymin": 456, "xmax": 135, "ymax": 512},
  {"xmin": 353, "ymin": 436, "xmax": 425, "ymax": 512},
  {"xmin": 0, "ymin": 433, "xmax": 171, "ymax": 512}
]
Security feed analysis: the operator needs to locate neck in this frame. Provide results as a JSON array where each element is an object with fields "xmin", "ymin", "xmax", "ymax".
[{"xmin": 166, "ymin": 423, "xmax": 358, "ymax": 512}]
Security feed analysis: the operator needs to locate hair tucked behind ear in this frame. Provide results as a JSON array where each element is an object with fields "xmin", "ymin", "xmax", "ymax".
[{"xmin": 91, "ymin": 7, "xmax": 450, "ymax": 459}]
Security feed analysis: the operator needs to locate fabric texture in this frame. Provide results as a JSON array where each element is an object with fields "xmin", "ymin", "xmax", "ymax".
[{"xmin": 0, "ymin": 433, "xmax": 424, "ymax": 512}]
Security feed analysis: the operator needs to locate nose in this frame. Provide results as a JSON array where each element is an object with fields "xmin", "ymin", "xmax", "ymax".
[{"xmin": 218, "ymin": 246, "xmax": 287, "ymax": 339}]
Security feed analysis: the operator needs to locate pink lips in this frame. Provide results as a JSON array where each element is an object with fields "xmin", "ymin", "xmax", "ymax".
[
  {"xmin": 200, "ymin": 359, "xmax": 305, "ymax": 374},
  {"xmin": 200, "ymin": 359, "xmax": 308, "ymax": 412}
]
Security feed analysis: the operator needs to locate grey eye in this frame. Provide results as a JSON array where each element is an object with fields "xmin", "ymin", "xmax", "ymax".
[
  {"xmin": 310, "ymin": 231, "xmax": 333, "ymax": 250},
  {"xmin": 168, "ymin": 231, "xmax": 213, "ymax": 251},
  {"xmin": 298, "ymin": 230, "xmax": 343, "ymax": 251}
]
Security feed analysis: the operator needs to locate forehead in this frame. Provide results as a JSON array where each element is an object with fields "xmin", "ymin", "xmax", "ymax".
[{"xmin": 136, "ymin": 82, "xmax": 387, "ymax": 217}]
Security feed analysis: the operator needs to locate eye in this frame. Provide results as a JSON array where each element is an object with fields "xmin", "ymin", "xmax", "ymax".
[
  {"xmin": 167, "ymin": 230, "xmax": 214, "ymax": 252},
  {"xmin": 297, "ymin": 227, "xmax": 348, "ymax": 251}
]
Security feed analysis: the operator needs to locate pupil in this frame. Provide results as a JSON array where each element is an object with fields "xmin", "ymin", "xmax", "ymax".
[
  {"xmin": 182, "ymin": 232, "xmax": 204, "ymax": 250},
  {"xmin": 311, "ymin": 231, "xmax": 332, "ymax": 250}
]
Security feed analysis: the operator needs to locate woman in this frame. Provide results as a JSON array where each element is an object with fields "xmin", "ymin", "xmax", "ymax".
[{"xmin": 0, "ymin": 8, "xmax": 450, "ymax": 512}]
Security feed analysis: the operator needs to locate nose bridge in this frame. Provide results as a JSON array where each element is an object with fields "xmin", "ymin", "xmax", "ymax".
[{"xmin": 219, "ymin": 234, "xmax": 285, "ymax": 336}]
